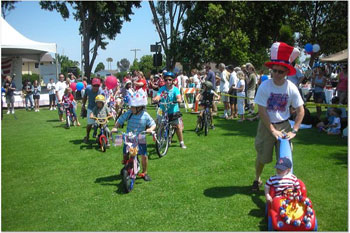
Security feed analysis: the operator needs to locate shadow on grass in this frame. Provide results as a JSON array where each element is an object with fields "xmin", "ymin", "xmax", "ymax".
[
  {"xmin": 203, "ymin": 185, "xmax": 267, "ymax": 230},
  {"xmin": 46, "ymin": 119, "xmax": 60, "ymax": 122},
  {"xmin": 69, "ymin": 138, "xmax": 103, "ymax": 151},
  {"xmin": 95, "ymin": 174, "xmax": 144, "ymax": 194},
  {"xmin": 329, "ymin": 149, "xmax": 348, "ymax": 167}
]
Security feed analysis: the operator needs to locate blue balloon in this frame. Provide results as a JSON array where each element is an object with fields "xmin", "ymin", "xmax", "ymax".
[
  {"xmin": 261, "ymin": 75, "xmax": 268, "ymax": 82},
  {"xmin": 76, "ymin": 82, "xmax": 84, "ymax": 91},
  {"xmin": 304, "ymin": 43, "xmax": 313, "ymax": 53}
]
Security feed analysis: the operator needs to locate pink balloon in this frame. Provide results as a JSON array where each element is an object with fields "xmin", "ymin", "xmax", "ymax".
[
  {"xmin": 70, "ymin": 82, "xmax": 77, "ymax": 91},
  {"xmin": 105, "ymin": 75, "xmax": 118, "ymax": 90}
]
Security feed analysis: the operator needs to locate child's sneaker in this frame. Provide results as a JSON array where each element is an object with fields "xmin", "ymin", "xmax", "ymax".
[
  {"xmin": 138, "ymin": 173, "xmax": 151, "ymax": 181},
  {"xmin": 6, "ymin": 110, "xmax": 10, "ymax": 114},
  {"xmin": 180, "ymin": 142, "xmax": 187, "ymax": 149}
]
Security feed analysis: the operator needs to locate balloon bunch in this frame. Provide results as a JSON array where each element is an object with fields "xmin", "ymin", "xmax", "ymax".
[{"xmin": 304, "ymin": 43, "xmax": 320, "ymax": 54}]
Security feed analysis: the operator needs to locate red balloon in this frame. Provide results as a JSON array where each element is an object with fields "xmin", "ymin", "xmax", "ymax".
[
  {"xmin": 70, "ymin": 82, "xmax": 77, "ymax": 91},
  {"xmin": 105, "ymin": 75, "xmax": 118, "ymax": 90}
]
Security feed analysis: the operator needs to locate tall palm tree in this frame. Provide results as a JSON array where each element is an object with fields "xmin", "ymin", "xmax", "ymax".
[{"xmin": 106, "ymin": 57, "xmax": 113, "ymax": 70}]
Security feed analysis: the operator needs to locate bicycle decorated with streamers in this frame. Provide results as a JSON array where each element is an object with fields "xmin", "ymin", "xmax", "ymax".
[
  {"xmin": 63, "ymin": 101, "xmax": 73, "ymax": 128},
  {"xmin": 155, "ymin": 93, "xmax": 177, "ymax": 158},
  {"xmin": 91, "ymin": 116, "xmax": 113, "ymax": 152},
  {"xmin": 112, "ymin": 130, "xmax": 154, "ymax": 193}
]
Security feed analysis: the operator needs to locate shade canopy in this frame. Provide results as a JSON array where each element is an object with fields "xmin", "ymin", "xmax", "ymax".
[
  {"xmin": 1, "ymin": 17, "xmax": 56, "ymax": 60},
  {"xmin": 319, "ymin": 49, "xmax": 348, "ymax": 63}
]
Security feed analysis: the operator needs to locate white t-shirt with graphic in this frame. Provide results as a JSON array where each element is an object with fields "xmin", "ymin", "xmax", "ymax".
[{"xmin": 254, "ymin": 79, "xmax": 304, "ymax": 123}]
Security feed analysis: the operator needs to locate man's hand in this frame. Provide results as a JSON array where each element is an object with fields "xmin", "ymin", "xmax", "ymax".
[
  {"xmin": 286, "ymin": 131, "xmax": 297, "ymax": 140},
  {"xmin": 271, "ymin": 129, "xmax": 285, "ymax": 139}
]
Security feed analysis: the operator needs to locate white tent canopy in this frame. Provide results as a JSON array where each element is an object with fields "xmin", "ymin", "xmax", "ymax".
[
  {"xmin": 1, "ymin": 17, "xmax": 58, "ymax": 90},
  {"xmin": 319, "ymin": 49, "xmax": 348, "ymax": 63},
  {"xmin": 1, "ymin": 17, "xmax": 57, "ymax": 60}
]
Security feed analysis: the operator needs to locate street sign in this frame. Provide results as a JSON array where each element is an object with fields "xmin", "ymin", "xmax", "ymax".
[
  {"xmin": 153, "ymin": 53, "xmax": 162, "ymax": 67},
  {"xmin": 150, "ymin": 44, "xmax": 162, "ymax": 53}
]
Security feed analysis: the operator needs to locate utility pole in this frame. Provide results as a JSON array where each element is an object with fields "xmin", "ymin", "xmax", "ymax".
[{"xmin": 130, "ymin": 49, "xmax": 141, "ymax": 61}]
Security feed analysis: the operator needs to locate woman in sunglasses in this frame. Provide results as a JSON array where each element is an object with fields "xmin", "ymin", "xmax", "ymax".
[{"xmin": 251, "ymin": 42, "xmax": 305, "ymax": 192}]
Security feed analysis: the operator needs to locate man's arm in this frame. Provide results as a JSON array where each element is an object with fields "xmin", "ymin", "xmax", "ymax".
[
  {"xmin": 286, "ymin": 105, "xmax": 304, "ymax": 140},
  {"xmin": 82, "ymin": 93, "xmax": 87, "ymax": 109}
]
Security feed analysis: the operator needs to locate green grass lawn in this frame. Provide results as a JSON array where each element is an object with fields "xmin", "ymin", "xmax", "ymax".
[{"xmin": 1, "ymin": 103, "xmax": 348, "ymax": 231}]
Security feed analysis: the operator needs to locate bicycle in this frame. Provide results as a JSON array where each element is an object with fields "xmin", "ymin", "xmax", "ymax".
[
  {"xmin": 155, "ymin": 101, "xmax": 177, "ymax": 157},
  {"xmin": 63, "ymin": 102, "xmax": 73, "ymax": 128},
  {"xmin": 196, "ymin": 100, "xmax": 212, "ymax": 136},
  {"xmin": 112, "ymin": 130, "xmax": 153, "ymax": 193},
  {"xmin": 91, "ymin": 116, "xmax": 113, "ymax": 152}
]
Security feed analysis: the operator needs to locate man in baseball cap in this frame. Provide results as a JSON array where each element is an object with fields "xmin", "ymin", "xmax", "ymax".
[{"xmin": 82, "ymin": 77, "xmax": 103, "ymax": 143}]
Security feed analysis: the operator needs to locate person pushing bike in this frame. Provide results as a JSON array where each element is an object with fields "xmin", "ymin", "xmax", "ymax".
[{"xmin": 153, "ymin": 72, "xmax": 187, "ymax": 149}]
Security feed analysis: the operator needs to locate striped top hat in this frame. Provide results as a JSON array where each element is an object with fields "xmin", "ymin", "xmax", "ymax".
[{"xmin": 265, "ymin": 42, "xmax": 300, "ymax": 76}]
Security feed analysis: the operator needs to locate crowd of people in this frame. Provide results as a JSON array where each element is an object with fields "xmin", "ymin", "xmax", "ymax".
[{"xmin": 2, "ymin": 41, "xmax": 348, "ymax": 196}]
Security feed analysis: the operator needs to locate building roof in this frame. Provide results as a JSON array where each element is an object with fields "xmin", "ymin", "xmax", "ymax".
[{"xmin": 22, "ymin": 53, "xmax": 54, "ymax": 63}]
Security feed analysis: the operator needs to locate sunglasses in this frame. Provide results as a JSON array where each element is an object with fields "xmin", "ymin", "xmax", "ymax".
[
  {"xmin": 93, "ymin": 85, "xmax": 100, "ymax": 87},
  {"xmin": 272, "ymin": 69, "xmax": 287, "ymax": 74},
  {"xmin": 165, "ymin": 79, "xmax": 173, "ymax": 82}
]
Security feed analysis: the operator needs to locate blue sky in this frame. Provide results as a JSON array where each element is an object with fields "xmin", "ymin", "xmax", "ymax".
[{"xmin": 5, "ymin": 1, "xmax": 160, "ymax": 71}]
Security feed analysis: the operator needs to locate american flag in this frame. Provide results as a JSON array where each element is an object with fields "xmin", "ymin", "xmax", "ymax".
[{"xmin": 1, "ymin": 58, "xmax": 12, "ymax": 79}]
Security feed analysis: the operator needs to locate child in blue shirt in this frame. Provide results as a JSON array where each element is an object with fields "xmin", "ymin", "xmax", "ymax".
[{"xmin": 112, "ymin": 89, "xmax": 156, "ymax": 181}]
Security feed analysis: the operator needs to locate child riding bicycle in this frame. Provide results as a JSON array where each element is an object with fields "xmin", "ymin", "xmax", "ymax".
[
  {"xmin": 195, "ymin": 81, "xmax": 220, "ymax": 130},
  {"xmin": 112, "ymin": 89, "xmax": 156, "ymax": 181},
  {"xmin": 62, "ymin": 87, "xmax": 80, "ymax": 126},
  {"xmin": 90, "ymin": 94, "xmax": 113, "ymax": 147}
]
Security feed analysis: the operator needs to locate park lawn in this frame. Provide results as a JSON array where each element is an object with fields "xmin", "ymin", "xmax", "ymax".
[{"xmin": 1, "ymin": 102, "xmax": 348, "ymax": 231}]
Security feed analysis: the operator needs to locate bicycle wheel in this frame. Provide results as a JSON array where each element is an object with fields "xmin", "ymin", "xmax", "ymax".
[
  {"xmin": 100, "ymin": 135, "xmax": 107, "ymax": 152},
  {"xmin": 204, "ymin": 112, "xmax": 209, "ymax": 136},
  {"xmin": 66, "ymin": 112, "xmax": 71, "ymax": 128},
  {"xmin": 122, "ymin": 167, "xmax": 134, "ymax": 193},
  {"xmin": 155, "ymin": 124, "xmax": 169, "ymax": 158}
]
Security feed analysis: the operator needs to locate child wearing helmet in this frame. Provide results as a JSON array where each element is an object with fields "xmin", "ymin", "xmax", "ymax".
[
  {"xmin": 90, "ymin": 94, "xmax": 113, "ymax": 146},
  {"xmin": 112, "ymin": 89, "xmax": 156, "ymax": 181},
  {"xmin": 195, "ymin": 81, "xmax": 220, "ymax": 131}
]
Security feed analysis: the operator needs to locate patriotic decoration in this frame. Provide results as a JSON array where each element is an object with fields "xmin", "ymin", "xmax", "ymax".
[{"xmin": 1, "ymin": 58, "xmax": 12, "ymax": 79}]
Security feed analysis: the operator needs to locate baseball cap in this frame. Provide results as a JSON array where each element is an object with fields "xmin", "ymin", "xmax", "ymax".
[
  {"xmin": 92, "ymin": 78, "xmax": 101, "ymax": 86},
  {"xmin": 274, "ymin": 157, "xmax": 292, "ymax": 171}
]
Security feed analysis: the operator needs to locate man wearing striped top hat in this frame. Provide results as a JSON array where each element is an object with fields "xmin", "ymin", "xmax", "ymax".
[{"xmin": 252, "ymin": 42, "xmax": 305, "ymax": 192}]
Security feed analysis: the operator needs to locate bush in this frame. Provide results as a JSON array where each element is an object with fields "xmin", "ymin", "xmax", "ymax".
[{"xmin": 22, "ymin": 74, "xmax": 40, "ymax": 84}]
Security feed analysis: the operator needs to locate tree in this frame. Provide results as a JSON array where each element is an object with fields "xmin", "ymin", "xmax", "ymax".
[
  {"xmin": 106, "ymin": 57, "xmax": 113, "ymax": 70},
  {"xmin": 55, "ymin": 54, "xmax": 81, "ymax": 76},
  {"xmin": 1, "ymin": 1, "xmax": 18, "ymax": 19},
  {"xmin": 117, "ymin": 58, "xmax": 130, "ymax": 72},
  {"xmin": 149, "ymin": 1, "xmax": 193, "ymax": 70},
  {"xmin": 40, "ymin": 1, "xmax": 141, "ymax": 81},
  {"xmin": 94, "ymin": 62, "xmax": 105, "ymax": 73},
  {"xmin": 290, "ymin": 1, "xmax": 348, "ymax": 66}
]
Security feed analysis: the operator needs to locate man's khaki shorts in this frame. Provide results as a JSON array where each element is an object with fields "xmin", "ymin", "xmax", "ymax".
[{"xmin": 255, "ymin": 120, "xmax": 292, "ymax": 164}]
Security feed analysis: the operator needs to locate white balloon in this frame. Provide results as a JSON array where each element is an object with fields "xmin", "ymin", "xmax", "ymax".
[{"xmin": 313, "ymin": 44, "xmax": 320, "ymax": 53}]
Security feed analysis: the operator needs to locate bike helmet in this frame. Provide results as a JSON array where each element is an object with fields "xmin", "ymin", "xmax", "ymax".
[
  {"xmin": 95, "ymin": 94, "xmax": 105, "ymax": 103},
  {"xmin": 124, "ymin": 79, "xmax": 132, "ymax": 87},
  {"xmin": 163, "ymin": 71, "xmax": 175, "ymax": 79},
  {"xmin": 127, "ymin": 89, "xmax": 148, "ymax": 107},
  {"xmin": 203, "ymin": 81, "xmax": 213, "ymax": 90}
]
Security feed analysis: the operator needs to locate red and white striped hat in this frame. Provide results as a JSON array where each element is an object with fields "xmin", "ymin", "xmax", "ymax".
[{"xmin": 265, "ymin": 42, "xmax": 300, "ymax": 76}]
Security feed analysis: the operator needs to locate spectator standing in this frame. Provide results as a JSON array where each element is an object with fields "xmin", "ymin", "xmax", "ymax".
[
  {"xmin": 33, "ymin": 80, "xmax": 41, "ymax": 112},
  {"xmin": 231, "ymin": 71, "xmax": 246, "ymax": 122},
  {"xmin": 205, "ymin": 65, "xmax": 217, "ymax": 113},
  {"xmin": 218, "ymin": 63, "xmax": 230, "ymax": 119},
  {"xmin": 82, "ymin": 78, "xmax": 103, "ymax": 143},
  {"xmin": 23, "ymin": 79, "xmax": 34, "ymax": 111},
  {"xmin": 246, "ymin": 63, "xmax": 257, "ymax": 115},
  {"xmin": 252, "ymin": 42, "xmax": 304, "ymax": 192},
  {"xmin": 227, "ymin": 65, "xmax": 238, "ymax": 119},
  {"xmin": 311, "ymin": 64, "xmax": 327, "ymax": 120},
  {"xmin": 3, "ymin": 75, "xmax": 16, "ymax": 114},
  {"xmin": 47, "ymin": 78, "xmax": 56, "ymax": 110},
  {"xmin": 56, "ymin": 74, "xmax": 68, "ymax": 122},
  {"xmin": 182, "ymin": 71, "xmax": 189, "ymax": 88},
  {"xmin": 336, "ymin": 63, "xmax": 348, "ymax": 104}
]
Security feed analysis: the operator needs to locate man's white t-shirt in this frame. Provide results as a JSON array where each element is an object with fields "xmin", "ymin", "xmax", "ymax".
[
  {"xmin": 56, "ymin": 81, "xmax": 67, "ymax": 102},
  {"xmin": 192, "ymin": 74, "xmax": 200, "ymax": 89},
  {"xmin": 220, "ymin": 70, "xmax": 230, "ymax": 93},
  {"xmin": 229, "ymin": 71, "xmax": 238, "ymax": 89},
  {"xmin": 254, "ymin": 79, "xmax": 304, "ymax": 123},
  {"xmin": 177, "ymin": 75, "xmax": 183, "ymax": 89},
  {"xmin": 182, "ymin": 75, "xmax": 188, "ymax": 88}
]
